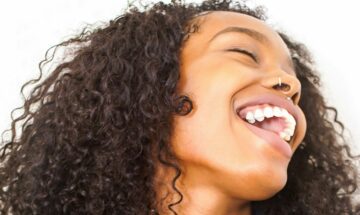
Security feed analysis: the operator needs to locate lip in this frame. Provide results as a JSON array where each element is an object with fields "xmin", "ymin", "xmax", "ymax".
[{"xmin": 240, "ymin": 119, "xmax": 293, "ymax": 158}]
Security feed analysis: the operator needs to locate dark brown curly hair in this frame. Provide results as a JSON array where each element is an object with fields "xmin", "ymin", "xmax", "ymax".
[{"xmin": 1, "ymin": 0, "xmax": 359, "ymax": 214}]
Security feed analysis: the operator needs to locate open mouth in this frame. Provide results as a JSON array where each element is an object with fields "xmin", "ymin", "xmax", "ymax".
[{"xmin": 236, "ymin": 104, "xmax": 296, "ymax": 145}]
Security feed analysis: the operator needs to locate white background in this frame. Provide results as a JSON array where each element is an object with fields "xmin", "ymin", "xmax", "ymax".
[{"xmin": 0, "ymin": 0, "xmax": 359, "ymax": 156}]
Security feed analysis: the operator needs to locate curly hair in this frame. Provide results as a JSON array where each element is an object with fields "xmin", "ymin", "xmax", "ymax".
[{"xmin": 1, "ymin": 0, "xmax": 359, "ymax": 214}]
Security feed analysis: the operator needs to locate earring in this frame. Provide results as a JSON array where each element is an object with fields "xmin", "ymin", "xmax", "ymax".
[
  {"xmin": 278, "ymin": 77, "xmax": 282, "ymax": 87},
  {"xmin": 173, "ymin": 95, "xmax": 193, "ymax": 115}
]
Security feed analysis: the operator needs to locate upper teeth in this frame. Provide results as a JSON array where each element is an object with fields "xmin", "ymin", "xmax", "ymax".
[{"xmin": 242, "ymin": 105, "xmax": 296, "ymax": 142}]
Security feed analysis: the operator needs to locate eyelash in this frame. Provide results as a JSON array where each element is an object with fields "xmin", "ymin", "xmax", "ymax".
[{"xmin": 228, "ymin": 48, "xmax": 258, "ymax": 63}]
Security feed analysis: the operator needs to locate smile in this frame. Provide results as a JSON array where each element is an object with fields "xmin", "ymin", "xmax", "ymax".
[
  {"xmin": 233, "ymin": 93, "xmax": 300, "ymax": 158},
  {"xmin": 237, "ymin": 104, "xmax": 296, "ymax": 143}
]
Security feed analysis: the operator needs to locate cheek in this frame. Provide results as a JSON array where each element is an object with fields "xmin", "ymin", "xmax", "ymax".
[
  {"xmin": 170, "ymin": 109, "xmax": 230, "ymax": 165},
  {"xmin": 169, "ymin": 104, "xmax": 262, "ymax": 169},
  {"xmin": 170, "ymin": 114, "xmax": 290, "ymax": 200},
  {"xmin": 171, "ymin": 78, "xmax": 241, "ymax": 165}
]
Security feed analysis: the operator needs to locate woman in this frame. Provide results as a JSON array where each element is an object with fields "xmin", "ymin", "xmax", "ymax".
[{"xmin": 0, "ymin": 0, "xmax": 359, "ymax": 214}]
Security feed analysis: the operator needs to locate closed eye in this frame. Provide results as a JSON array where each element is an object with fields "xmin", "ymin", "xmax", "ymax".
[{"xmin": 227, "ymin": 48, "xmax": 258, "ymax": 63}]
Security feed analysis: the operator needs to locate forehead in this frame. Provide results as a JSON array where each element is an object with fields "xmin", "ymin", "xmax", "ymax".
[{"xmin": 182, "ymin": 11, "xmax": 290, "ymax": 57}]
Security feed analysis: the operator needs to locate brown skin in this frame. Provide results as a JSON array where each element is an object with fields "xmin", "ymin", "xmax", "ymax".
[{"xmin": 155, "ymin": 11, "xmax": 307, "ymax": 215}]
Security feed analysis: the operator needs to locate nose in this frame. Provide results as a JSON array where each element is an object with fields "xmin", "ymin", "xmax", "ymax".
[{"xmin": 261, "ymin": 73, "xmax": 302, "ymax": 104}]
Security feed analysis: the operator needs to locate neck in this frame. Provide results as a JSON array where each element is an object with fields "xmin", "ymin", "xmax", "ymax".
[{"xmin": 154, "ymin": 163, "xmax": 252, "ymax": 215}]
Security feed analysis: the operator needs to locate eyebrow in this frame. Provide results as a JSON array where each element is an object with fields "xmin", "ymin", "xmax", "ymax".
[{"xmin": 208, "ymin": 26, "xmax": 295, "ymax": 71}]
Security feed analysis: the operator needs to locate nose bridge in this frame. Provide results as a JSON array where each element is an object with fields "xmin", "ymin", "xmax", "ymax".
[{"xmin": 260, "ymin": 68, "xmax": 302, "ymax": 103}]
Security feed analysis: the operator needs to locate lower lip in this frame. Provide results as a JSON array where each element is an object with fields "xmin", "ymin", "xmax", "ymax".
[{"xmin": 241, "ymin": 119, "xmax": 293, "ymax": 158}]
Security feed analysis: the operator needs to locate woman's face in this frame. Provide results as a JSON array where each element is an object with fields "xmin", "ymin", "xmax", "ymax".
[{"xmin": 170, "ymin": 11, "xmax": 307, "ymax": 200}]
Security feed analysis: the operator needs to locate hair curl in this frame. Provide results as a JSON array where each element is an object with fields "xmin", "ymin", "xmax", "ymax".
[{"xmin": 1, "ymin": 0, "xmax": 359, "ymax": 214}]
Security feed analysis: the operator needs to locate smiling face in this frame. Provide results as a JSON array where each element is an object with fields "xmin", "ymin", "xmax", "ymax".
[{"xmin": 170, "ymin": 11, "xmax": 307, "ymax": 200}]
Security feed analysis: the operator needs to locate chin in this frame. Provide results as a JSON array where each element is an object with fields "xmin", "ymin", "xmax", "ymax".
[
  {"xmin": 247, "ymin": 169, "xmax": 288, "ymax": 200},
  {"xmin": 252, "ymin": 182, "xmax": 287, "ymax": 201},
  {"xmin": 223, "ymin": 163, "xmax": 289, "ymax": 201}
]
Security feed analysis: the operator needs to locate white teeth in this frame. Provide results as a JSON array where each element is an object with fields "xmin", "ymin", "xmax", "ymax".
[
  {"xmin": 273, "ymin": 106, "xmax": 282, "ymax": 117},
  {"xmin": 279, "ymin": 131, "xmax": 291, "ymax": 141},
  {"xmin": 263, "ymin": 106, "xmax": 273, "ymax": 118},
  {"xmin": 283, "ymin": 127, "xmax": 294, "ymax": 136},
  {"xmin": 245, "ymin": 112, "xmax": 256, "ymax": 124},
  {"xmin": 287, "ymin": 121, "xmax": 296, "ymax": 131},
  {"xmin": 280, "ymin": 108, "xmax": 288, "ymax": 116},
  {"xmin": 254, "ymin": 109, "xmax": 265, "ymax": 122},
  {"xmin": 285, "ymin": 114, "xmax": 296, "ymax": 125},
  {"xmin": 239, "ymin": 105, "xmax": 297, "ymax": 142}
]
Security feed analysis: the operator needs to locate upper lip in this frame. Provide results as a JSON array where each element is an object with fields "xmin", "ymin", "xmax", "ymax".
[{"xmin": 234, "ymin": 93, "xmax": 299, "ymax": 125}]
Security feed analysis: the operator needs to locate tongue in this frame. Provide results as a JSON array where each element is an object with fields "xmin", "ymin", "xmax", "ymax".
[{"xmin": 252, "ymin": 117, "xmax": 286, "ymax": 134}]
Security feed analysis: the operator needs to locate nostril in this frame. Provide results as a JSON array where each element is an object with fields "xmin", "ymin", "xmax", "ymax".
[
  {"xmin": 291, "ymin": 92, "xmax": 300, "ymax": 104},
  {"xmin": 272, "ymin": 83, "xmax": 291, "ymax": 92}
]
